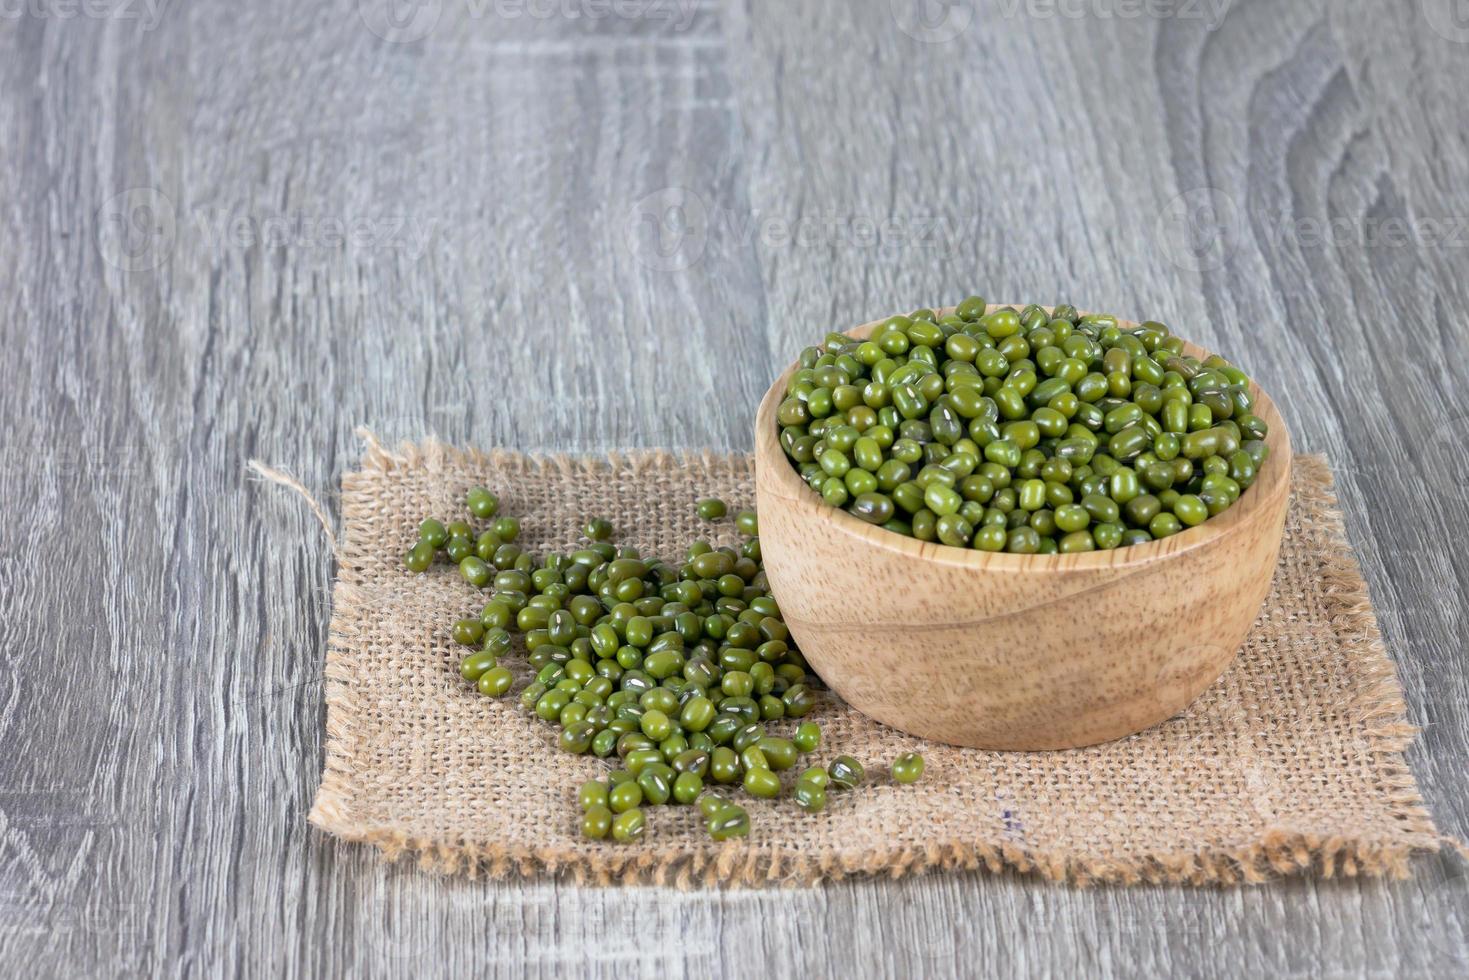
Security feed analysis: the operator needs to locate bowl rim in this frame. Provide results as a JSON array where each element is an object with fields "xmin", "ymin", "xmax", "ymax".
[{"xmin": 754, "ymin": 305, "xmax": 1294, "ymax": 572}]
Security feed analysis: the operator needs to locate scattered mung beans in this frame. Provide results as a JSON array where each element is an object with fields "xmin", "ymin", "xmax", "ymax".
[{"xmin": 405, "ymin": 488, "xmax": 903, "ymax": 843}]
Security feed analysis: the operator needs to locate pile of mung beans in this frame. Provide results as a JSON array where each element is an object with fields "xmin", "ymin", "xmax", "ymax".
[
  {"xmin": 776, "ymin": 299, "xmax": 1270, "ymax": 552},
  {"xmin": 404, "ymin": 493, "xmax": 924, "ymax": 843}
]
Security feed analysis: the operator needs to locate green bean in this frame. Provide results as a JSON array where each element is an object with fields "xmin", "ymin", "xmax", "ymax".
[
  {"xmin": 579, "ymin": 780, "xmax": 609, "ymax": 811},
  {"xmin": 476, "ymin": 666, "xmax": 514, "ymax": 697},
  {"xmin": 697, "ymin": 793, "xmax": 729, "ymax": 819},
  {"xmin": 637, "ymin": 767, "xmax": 672, "ymax": 806},
  {"xmin": 559, "ymin": 723, "xmax": 595, "ymax": 754},
  {"xmin": 742, "ymin": 767, "xmax": 781, "ymax": 799},
  {"xmin": 608, "ymin": 780, "xmax": 643, "ymax": 813},
  {"xmin": 403, "ymin": 541, "xmax": 436, "ymax": 572},
  {"xmin": 797, "ymin": 766, "xmax": 829, "ymax": 789},
  {"xmin": 581, "ymin": 805, "xmax": 613, "ymax": 839},
  {"xmin": 459, "ymin": 556, "xmax": 492, "ymax": 588},
  {"xmin": 611, "ymin": 808, "xmax": 646, "ymax": 842},
  {"xmin": 794, "ymin": 780, "xmax": 827, "ymax": 813},
  {"xmin": 793, "ymin": 721, "xmax": 821, "ymax": 753},
  {"xmin": 710, "ymin": 747, "xmax": 741, "ymax": 783},
  {"xmin": 466, "ymin": 487, "xmax": 500, "ymax": 520},
  {"xmin": 891, "ymin": 752, "xmax": 925, "ymax": 784},
  {"xmin": 707, "ymin": 805, "xmax": 750, "ymax": 841},
  {"xmin": 756, "ymin": 736, "xmax": 799, "ymax": 771},
  {"xmin": 459, "ymin": 649, "xmax": 496, "ymax": 681},
  {"xmin": 828, "ymin": 755, "xmax": 865, "ymax": 790},
  {"xmin": 672, "ymin": 771, "xmax": 704, "ymax": 805},
  {"xmin": 418, "ymin": 519, "xmax": 449, "ymax": 548}
]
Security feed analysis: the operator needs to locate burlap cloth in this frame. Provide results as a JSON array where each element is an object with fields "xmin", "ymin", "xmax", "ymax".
[{"xmin": 302, "ymin": 433, "xmax": 1444, "ymax": 886}]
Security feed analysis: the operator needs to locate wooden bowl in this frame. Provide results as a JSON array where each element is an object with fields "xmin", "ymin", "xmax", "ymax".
[{"xmin": 754, "ymin": 308, "xmax": 1293, "ymax": 750}]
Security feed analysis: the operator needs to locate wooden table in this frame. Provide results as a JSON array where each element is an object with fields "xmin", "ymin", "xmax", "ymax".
[{"xmin": 3, "ymin": 1, "xmax": 1466, "ymax": 975}]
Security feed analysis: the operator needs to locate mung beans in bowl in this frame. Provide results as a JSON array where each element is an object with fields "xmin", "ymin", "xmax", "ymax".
[{"xmin": 753, "ymin": 301, "xmax": 1292, "ymax": 750}]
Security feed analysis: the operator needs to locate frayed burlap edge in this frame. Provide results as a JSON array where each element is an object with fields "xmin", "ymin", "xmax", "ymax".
[{"xmin": 301, "ymin": 430, "xmax": 1448, "ymax": 888}]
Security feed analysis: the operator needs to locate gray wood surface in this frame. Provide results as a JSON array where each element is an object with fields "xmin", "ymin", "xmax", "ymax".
[{"xmin": 2, "ymin": 0, "xmax": 1467, "ymax": 976}]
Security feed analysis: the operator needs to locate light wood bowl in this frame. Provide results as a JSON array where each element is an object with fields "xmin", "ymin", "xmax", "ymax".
[{"xmin": 754, "ymin": 308, "xmax": 1293, "ymax": 750}]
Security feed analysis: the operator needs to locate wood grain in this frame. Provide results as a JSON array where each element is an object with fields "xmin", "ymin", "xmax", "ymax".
[
  {"xmin": 755, "ymin": 314, "xmax": 1293, "ymax": 749},
  {"xmin": 0, "ymin": 0, "xmax": 1466, "ymax": 976}
]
